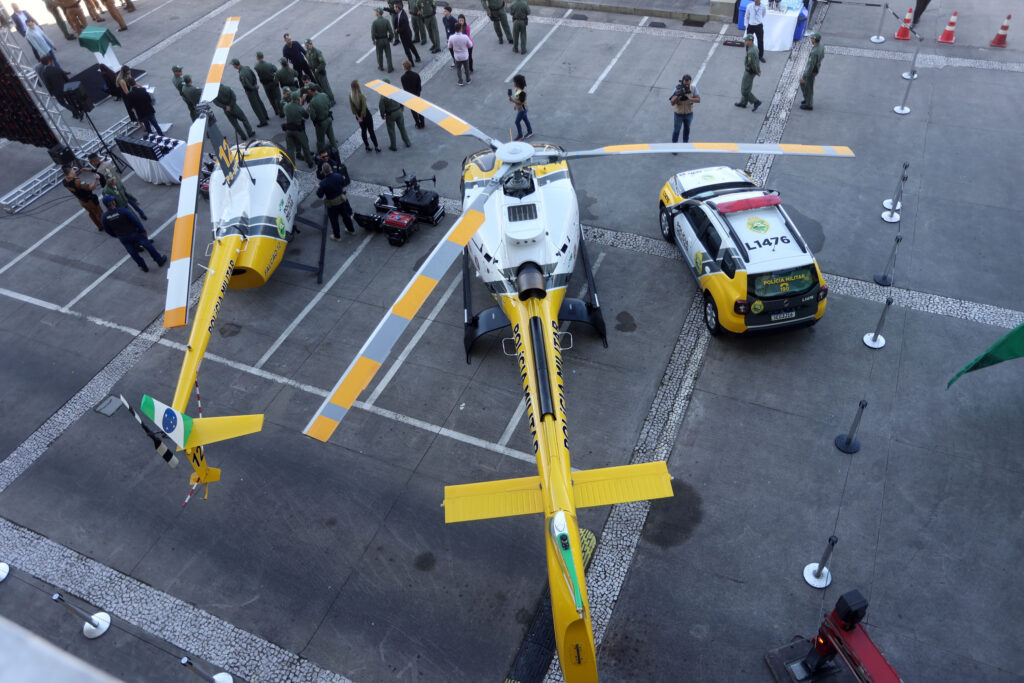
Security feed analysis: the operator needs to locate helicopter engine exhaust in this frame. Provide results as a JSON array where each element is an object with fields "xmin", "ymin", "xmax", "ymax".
[{"xmin": 516, "ymin": 262, "xmax": 547, "ymax": 301}]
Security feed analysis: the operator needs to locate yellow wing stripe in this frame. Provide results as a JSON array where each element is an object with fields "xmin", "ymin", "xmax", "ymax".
[
  {"xmin": 170, "ymin": 216, "xmax": 196, "ymax": 261},
  {"xmin": 182, "ymin": 141, "xmax": 203, "ymax": 179},
  {"xmin": 448, "ymin": 209, "xmax": 485, "ymax": 246},
  {"xmin": 164, "ymin": 307, "xmax": 187, "ymax": 328},
  {"xmin": 328, "ymin": 356, "xmax": 382, "ymax": 409},
  {"xmin": 604, "ymin": 143, "xmax": 651, "ymax": 152},
  {"xmin": 305, "ymin": 415, "xmax": 339, "ymax": 442},
  {"xmin": 832, "ymin": 145, "xmax": 854, "ymax": 156},
  {"xmin": 216, "ymin": 31, "xmax": 236, "ymax": 49},
  {"xmin": 438, "ymin": 116, "xmax": 470, "ymax": 137},
  {"xmin": 778, "ymin": 143, "xmax": 825, "ymax": 154},
  {"xmin": 392, "ymin": 275, "xmax": 438, "ymax": 321},
  {"xmin": 405, "ymin": 96, "xmax": 430, "ymax": 113},
  {"xmin": 372, "ymin": 81, "xmax": 399, "ymax": 96},
  {"xmin": 693, "ymin": 142, "xmax": 741, "ymax": 151}
]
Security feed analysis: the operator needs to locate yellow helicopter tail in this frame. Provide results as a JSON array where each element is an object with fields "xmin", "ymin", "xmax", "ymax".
[{"xmin": 442, "ymin": 461, "xmax": 672, "ymax": 523}]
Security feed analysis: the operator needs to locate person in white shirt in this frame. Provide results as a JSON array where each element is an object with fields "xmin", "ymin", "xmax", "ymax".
[{"xmin": 745, "ymin": 0, "xmax": 767, "ymax": 63}]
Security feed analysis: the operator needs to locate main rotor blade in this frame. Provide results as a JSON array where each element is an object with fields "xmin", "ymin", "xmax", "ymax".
[
  {"xmin": 200, "ymin": 17, "xmax": 240, "ymax": 104},
  {"xmin": 554, "ymin": 142, "xmax": 854, "ymax": 162},
  {"xmin": 304, "ymin": 173, "xmax": 507, "ymax": 442},
  {"xmin": 364, "ymin": 79, "xmax": 501, "ymax": 149},
  {"xmin": 164, "ymin": 16, "xmax": 240, "ymax": 329}
]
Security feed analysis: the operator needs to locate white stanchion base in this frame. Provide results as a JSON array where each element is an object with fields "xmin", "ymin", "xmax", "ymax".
[
  {"xmin": 902, "ymin": 70, "xmax": 918, "ymax": 80},
  {"xmin": 894, "ymin": 105, "xmax": 910, "ymax": 115},
  {"xmin": 870, "ymin": 35, "xmax": 885, "ymax": 43},
  {"xmin": 863, "ymin": 332, "xmax": 886, "ymax": 349},
  {"xmin": 213, "ymin": 674, "xmax": 234, "ymax": 683},
  {"xmin": 0, "ymin": 562, "xmax": 8, "ymax": 582},
  {"xmin": 882, "ymin": 198, "xmax": 902, "ymax": 211},
  {"xmin": 83, "ymin": 612, "xmax": 110, "ymax": 639},
  {"xmin": 803, "ymin": 563, "xmax": 832, "ymax": 588},
  {"xmin": 881, "ymin": 210, "xmax": 901, "ymax": 222}
]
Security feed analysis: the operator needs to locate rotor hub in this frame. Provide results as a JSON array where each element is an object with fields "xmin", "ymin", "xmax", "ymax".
[{"xmin": 495, "ymin": 141, "xmax": 535, "ymax": 165}]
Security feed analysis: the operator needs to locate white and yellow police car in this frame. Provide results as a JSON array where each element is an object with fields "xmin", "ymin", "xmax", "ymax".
[{"xmin": 659, "ymin": 166, "xmax": 828, "ymax": 335}]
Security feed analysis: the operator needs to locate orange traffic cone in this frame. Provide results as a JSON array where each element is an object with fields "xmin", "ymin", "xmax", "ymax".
[
  {"xmin": 937, "ymin": 11, "xmax": 957, "ymax": 44},
  {"xmin": 990, "ymin": 14, "xmax": 1011, "ymax": 47},
  {"xmin": 895, "ymin": 8, "xmax": 913, "ymax": 40}
]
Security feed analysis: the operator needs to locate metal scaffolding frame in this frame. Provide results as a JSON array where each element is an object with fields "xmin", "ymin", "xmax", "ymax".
[{"xmin": 0, "ymin": 28, "xmax": 133, "ymax": 214}]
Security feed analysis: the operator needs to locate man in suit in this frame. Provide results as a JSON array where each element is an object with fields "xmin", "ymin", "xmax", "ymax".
[
  {"xmin": 10, "ymin": 3, "xmax": 35, "ymax": 35},
  {"xmin": 391, "ymin": 1, "xmax": 420, "ymax": 63},
  {"xmin": 125, "ymin": 80, "xmax": 164, "ymax": 135}
]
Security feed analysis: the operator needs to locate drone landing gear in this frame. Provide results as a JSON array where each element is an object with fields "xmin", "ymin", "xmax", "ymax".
[{"xmin": 279, "ymin": 212, "xmax": 327, "ymax": 284}]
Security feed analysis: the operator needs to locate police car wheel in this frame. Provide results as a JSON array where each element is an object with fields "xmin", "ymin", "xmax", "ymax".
[
  {"xmin": 703, "ymin": 293, "xmax": 721, "ymax": 336},
  {"xmin": 659, "ymin": 205, "xmax": 675, "ymax": 244}
]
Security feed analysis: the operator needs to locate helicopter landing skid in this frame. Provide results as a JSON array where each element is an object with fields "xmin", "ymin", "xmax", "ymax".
[{"xmin": 278, "ymin": 212, "xmax": 327, "ymax": 284}]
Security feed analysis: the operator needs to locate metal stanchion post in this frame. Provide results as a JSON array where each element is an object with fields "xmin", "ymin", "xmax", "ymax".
[
  {"xmin": 874, "ymin": 235, "xmax": 903, "ymax": 287},
  {"xmin": 864, "ymin": 297, "xmax": 895, "ymax": 349},
  {"xmin": 182, "ymin": 657, "xmax": 234, "ymax": 683},
  {"xmin": 51, "ymin": 593, "xmax": 111, "ymax": 639},
  {"xmin": 835, "ymin": 400, "xmax": 868, "ymax": 454},
  {"xmin": 894, "ymin": 66, "xmax": 916, "ymax": 115},
  {"xmin": 871, "ymin": 2, "xmax": 888, "ymax": 43},
  {"xmin": 902, "ymin": 34, "xmax": 923, "ymax": 79},
  {"xmin": 803, "ymin": 536, "xmax": 838, "ymax": 588},
  {"xmin": 882, "ymin": 163, "xmax": 908, "ymax": 222}
]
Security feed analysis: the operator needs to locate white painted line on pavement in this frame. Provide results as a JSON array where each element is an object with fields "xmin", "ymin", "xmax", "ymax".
[
  {"xmin": 235, "ymin": 0, "xmax": 301, "ymax": 44},
  {"xmin": 127, "ymin": 0, "xmax": 175, "ymax": 26},
  {"xmin": 312, "ymin": 1, "xmax": 366, "ymax": 40},
  {"xmin": 61, "ymin": 214, "xmax": 175, "ymax": 313},
  {"xmin": 693, "ymin": 24, "xmax": 728, "ymax": 87},
  {"xmin": 0, "ymin": 210, "xmax": 83, "ymax": 278},
  {"xmin": 588, "ymin": 16, "xmax": 647, "ymax": 94},
  {"xmin": 504, "ymin": 8, "xmax": 572, "ymax": 83},
  {"xmin": 254, "ymin": 232, "xmax": 375, "ymax": 369}
]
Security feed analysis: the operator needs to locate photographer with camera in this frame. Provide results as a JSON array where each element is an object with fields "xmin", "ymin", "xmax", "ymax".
[{"xmin": 669, "ymin": 74, "xmax": 700, "ymax": 144}]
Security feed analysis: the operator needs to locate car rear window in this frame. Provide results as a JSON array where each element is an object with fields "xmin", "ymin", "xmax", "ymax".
[{"xmin": 752, "ymin": 267, "xmax": 816, "ymax": 297}]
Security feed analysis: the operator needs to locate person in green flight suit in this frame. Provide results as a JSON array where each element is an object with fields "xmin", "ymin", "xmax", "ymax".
[
  {"xmin": 734, "ymin": 34, "xmax": 762, "ymax": 112},
  {"xmin": 509, "ymin": 0, "xmax": 529, "ymax": 53},
  {"xmin": 231, "ymin": 58, "xmax": 269, "ymax": 127},
  {"xmin": 180, "ymin": 74, "xmax": 201, "ymax": 122},
  {"xmin": 799, "ymin": 32, "xmax": 824, "ymax": 111},
  {"xmin": 305, "ymin": 83, "xmax": 337, "ymax": 151},
  {"xmin": 281, "ymin": 87, "xmax": 314, "ymax": 169},
  {"xmin": 276, "ymin": 57, "xmax": 300, "ymax": 93},
  {"xmin": 254, "ymin": 51, "xmax": 283, "ymax": 118},
  {"xmin": 303, "ymin": 38, "xmax": 335, "ymax": 106},
  {"xmin": 371, "ymin": 7, "xmax": 395, "ymax": 73},
  {"xmin": 212, "ymin": 83, "xmax": 255, "ymax": 140},
  {"xmin": 409, "ymin": 0, "xmax": 426, "ymax": 44},
  {"xmin": 377, "ymin": 78, "xmax": 410, "ymax": 151},
  {"xmin": 481, "ymin": 0, "xmax": 513, "ymax": 44},
  {"xmin": 171, "ymin": 64, "xmax": 197, "ymax": 120},
  {"xmin": 421, "ymin": 0, "xmax": 441, "ymax": 52}
]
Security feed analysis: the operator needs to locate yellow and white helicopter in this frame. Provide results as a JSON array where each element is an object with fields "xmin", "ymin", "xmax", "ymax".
[
  {"xmin": 303, "ymin": 82, "xmax": 854, "ymax": 679},
  {"xmin": 126, "ymin": 17, "xmax": 320, "ymax": 504}
]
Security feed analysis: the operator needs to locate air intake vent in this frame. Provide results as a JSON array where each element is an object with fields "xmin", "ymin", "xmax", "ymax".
[{"xmin": 507, "ymin": 204, "xmax": 538, "ymax": 222}]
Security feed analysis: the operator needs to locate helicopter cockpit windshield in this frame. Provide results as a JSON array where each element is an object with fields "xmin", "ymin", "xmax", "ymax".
[{"xmin": 502, "ymin": 168, "xmax": 535, "ymax": 199}]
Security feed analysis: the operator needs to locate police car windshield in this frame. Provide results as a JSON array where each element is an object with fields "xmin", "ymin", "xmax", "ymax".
[{"xmin": 751, "ymin": 266, "xmax": 816, "ymax": 298}]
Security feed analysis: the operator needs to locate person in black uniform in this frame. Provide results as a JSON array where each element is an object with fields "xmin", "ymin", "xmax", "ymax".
[
  {"xmin": 100, "ymin": 195, "xmax": 167, "ymax": 271},
  {"xmin": 400, "ymin": 60, "xmax": 425, "ymax": 128},
  {"xmin": 390, "ymin": 1, "xmax": 420, "ymax": 63},
  {"xmin": 282, "ymin": 33, "xmax": 315, "ymax": 83},
  {"xmin": 124, "ymin": 79, "xmax": 164, "ymax": 135},
  {"xmin": 316, "ymin": 163, "xmax": 356, "ymax": 240}
]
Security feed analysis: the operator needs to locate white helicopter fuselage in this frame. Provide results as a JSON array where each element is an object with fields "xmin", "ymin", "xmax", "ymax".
[
  {"xmin": 461, "ymin": 146, "xmax": 580, "ymax": 296},
  {"xmin": 207, "ymin": 141, "xmax": 302, "ymax": 290}
]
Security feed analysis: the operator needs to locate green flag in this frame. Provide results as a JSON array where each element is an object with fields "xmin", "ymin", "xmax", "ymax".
[{"xmin": 948, "ymin": 322, "xmax": 1024, "ymax": 387}]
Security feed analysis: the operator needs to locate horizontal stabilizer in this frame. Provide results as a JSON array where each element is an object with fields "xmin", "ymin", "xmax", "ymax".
[
  {"xmin": 184, "ymin": 414, "xmax": 263, "ymax": 450},
  {"xmin": 443, "ymin": 475, "xmax": 542, "ymax": 523},
  {"xmin": 572, "ymin": 461, "xmax": 673, "ymax": 509},
  {"xmin": 443, "ymin": 462, "xmax": 673, "ymax": 524}
]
